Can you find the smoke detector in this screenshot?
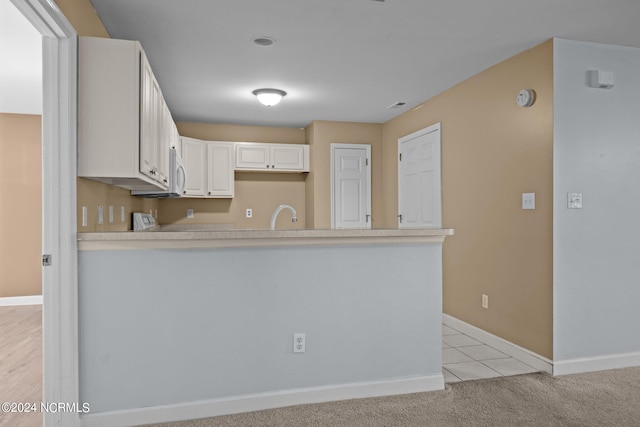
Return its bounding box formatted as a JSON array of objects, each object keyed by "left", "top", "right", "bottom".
[{"left": 252, "top": 36, "right": 276, "bottom": 47}]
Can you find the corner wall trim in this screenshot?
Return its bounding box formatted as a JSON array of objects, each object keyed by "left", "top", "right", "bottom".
[
  {"left": 553, "top": 352, "right": 640, "bottom": 376},
  {"left": 0, "top": 295, "right": 43, "bottom": 306},
  {"left": 79, "top": 375, "right": 444, "bottom": 427},
  {"left": 442, "top": 314, "right": 553, "bottom": 374}
]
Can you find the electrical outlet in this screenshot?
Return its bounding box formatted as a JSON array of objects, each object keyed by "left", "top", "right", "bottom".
[
  {"left": 187, "top": 208, "right": 194, "bottom": 219},
  {"left": 246, "top": 208, "right": 253, "bottom": 218},
  {"left": 482, "top": 294, "right": 489, "bottom": 309},
  {"left": 293, "top": 333, "right": 306, "bottom": 353},
  {"left": 98, "top": 205, "right": 104, "bottom": 225},
  {"left": 568, "top": 192, "right": 582, "bottom": 209}
]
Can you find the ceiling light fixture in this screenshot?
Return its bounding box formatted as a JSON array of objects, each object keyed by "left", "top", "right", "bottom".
[{"left": 252, "top": 88, "right": 287, "bottom": 106}]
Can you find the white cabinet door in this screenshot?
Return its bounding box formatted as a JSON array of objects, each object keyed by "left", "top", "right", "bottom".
[
  {"left": 139, "top": 54, "right": 159, "bottom": 182},
  {"left": 207, "top": 142, "right": 234, "bottom": 197},
  {"left": 271, "top": 144, "right": 306, "bottom": 171},
  {"left": 156, "top": 101, "right": 172, "bottom": 187},
  {"left": 181, "top": 137, "right": 207, "bottom": 197},
  {"left": 235, "top": 143, "right": 270, "bottom": 170},
  {"left": 235, "top": 142, "right": 309, "bottom": 171}
]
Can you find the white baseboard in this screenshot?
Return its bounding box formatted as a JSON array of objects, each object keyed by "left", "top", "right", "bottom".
[
  {"left": 80, "top": 375, "right": 444, "bottom": 427},
  {"left": 0, "top": 295, "right": 43, "bottom": 306},
  {"left": 553, "top": 352, "right": 640, "bottom": 376},
  {"left": 443, "top": 314, "right": 553, "bottom": 374}
]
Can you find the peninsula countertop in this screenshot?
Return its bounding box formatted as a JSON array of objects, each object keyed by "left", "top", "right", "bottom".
[{"left": 77, "top": 227, "right": 455, "bottom": 251}]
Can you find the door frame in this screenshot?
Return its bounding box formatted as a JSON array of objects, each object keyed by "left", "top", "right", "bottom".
[
  {"left": 10, "top": 1, "right": 79, "bottom": 425},
  {"left": 330, "top": 143, "right": 372, "bottom": 229},
  {"left": 397, "top": 122, "right": 442, "bottom": 228}
]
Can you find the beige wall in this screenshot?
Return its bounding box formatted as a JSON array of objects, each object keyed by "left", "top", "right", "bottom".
[
  {"left": 305, "top": 120, "right": 382, "bottom": 229},
  {"left": 0, "top": 114, "right": 42, "bottom": 297},
  {"left": 158, "top": 122, "right": 307, "bottom": 229},
  {"left": 77, "top": 178, "right": 158, "bottom": 232},
  {"left": 382, "top": 40, "right": 554, "bottom": 358},
  {"left": 54, "top": 0, "right": 109, "bottom": 38}
]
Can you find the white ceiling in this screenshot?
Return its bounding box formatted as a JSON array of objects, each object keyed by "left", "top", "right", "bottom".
[
  {"left": 0, "top": 0, "right": 41, "bottom": 115},
  {"left": 89, "top": 0, "right": 640, "bottom": 128},
  {"left": 6, "top": 1, "right": 640, "bottom": 127}
]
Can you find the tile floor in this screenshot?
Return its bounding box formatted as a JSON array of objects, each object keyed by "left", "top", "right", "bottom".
[{"left": 442, "top": 323, "right": 538, "bottom": 383}]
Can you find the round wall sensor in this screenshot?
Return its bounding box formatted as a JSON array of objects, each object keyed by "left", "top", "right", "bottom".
[{"left": 517, "top": 89, "right": 536, "bottom": 107}]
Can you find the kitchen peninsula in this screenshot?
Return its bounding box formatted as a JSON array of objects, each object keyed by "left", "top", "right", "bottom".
[{"left": 77, "top": 228, "right": 453, "bottom": 425}]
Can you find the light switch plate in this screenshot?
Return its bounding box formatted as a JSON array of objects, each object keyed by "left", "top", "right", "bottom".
[
  {"left": 108, "top": 205, "right": 114, "bottom": 224},
  {"left": 568, "top": 192, "right": 583, "bottom": 209},
  {"left": 98, "top": 205, "right": 104, "bottom": 224},
  {"left": 522, "top": 193, "right": 535, "bottom": 210},
  {"left": 187, "top": 208, "right": 194, "bottom": 219}
]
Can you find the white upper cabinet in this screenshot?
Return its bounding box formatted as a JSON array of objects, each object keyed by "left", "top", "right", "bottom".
[
  {"left": 235, "top": 143, "right": 270, "bottom": 170},
  {"left": 181, "top": 137, "right": 207, "bottom": 197},
  {"left": 207, "top": 142, "right": 234, "bottom": 197},
  {"left": 235, "top": 143, "right": 309, "bottom": 172},
  {"left": 181, "top": 137, "right": 234, "bottom": 198},
  {"left": 139, "top": 55, "right": 162, "bottom": 184},
  {"left": 78, "top": 37, "right": 176, "bottom": 191}
]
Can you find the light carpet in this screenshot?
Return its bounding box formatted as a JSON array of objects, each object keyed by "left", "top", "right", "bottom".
[{"left": 141, "top": 366, "right": 640, "bottom": 426}]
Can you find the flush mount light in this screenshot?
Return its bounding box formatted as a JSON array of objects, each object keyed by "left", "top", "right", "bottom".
[{"left": 252, "top": 88, "right": 287, "bottom": 106}]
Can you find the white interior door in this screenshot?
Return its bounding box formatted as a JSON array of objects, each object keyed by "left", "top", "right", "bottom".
[
  {"left": 398, "top": 123, "right": 441, "bottom": 228},
  {"left": 331, "top": 144, "right": 371, "bottom": 229}
]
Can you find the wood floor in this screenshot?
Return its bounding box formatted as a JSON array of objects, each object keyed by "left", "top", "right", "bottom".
[{"left": 0, "top": 305, "right": 42, "bottom": 427}]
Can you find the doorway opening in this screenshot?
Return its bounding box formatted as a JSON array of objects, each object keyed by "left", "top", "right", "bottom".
[
  {"left": 0, "top": 1, "right": 44, "bottom": 425},
  {"left": 8, "top": 0, "right": 78, "bottom": 425}
]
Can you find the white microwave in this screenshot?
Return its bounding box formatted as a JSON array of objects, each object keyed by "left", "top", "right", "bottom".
[{"left": 132, "top": 148, "right": 186, "bottom": 198}]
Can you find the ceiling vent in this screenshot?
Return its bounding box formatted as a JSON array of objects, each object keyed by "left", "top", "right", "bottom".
[{"left": 387, "top": 101, "right": 406, "bottom": 109}]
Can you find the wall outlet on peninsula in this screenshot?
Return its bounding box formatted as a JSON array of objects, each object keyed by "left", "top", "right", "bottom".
[{"left": 293, "top": 333, "right": 306, "bottom": 353}]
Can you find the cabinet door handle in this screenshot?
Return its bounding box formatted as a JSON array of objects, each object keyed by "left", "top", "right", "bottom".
[
  {"left": 208, "top": 191, "right": 212, "bottom": 195},
  {"left": 266, "top": 164, "right": 270, "bottom": 168},
  {"left": 183, "top": 191, "right": 186, "bottom": 194}
]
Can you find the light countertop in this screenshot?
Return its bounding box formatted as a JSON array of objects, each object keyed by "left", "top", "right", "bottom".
[{"left": 77, "top": 227, "right": 454, "bottom": 251}]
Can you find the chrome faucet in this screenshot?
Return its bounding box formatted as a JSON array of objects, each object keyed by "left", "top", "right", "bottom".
[{"left": 270, "top": 204, "right": 298, "bottom": 230}]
